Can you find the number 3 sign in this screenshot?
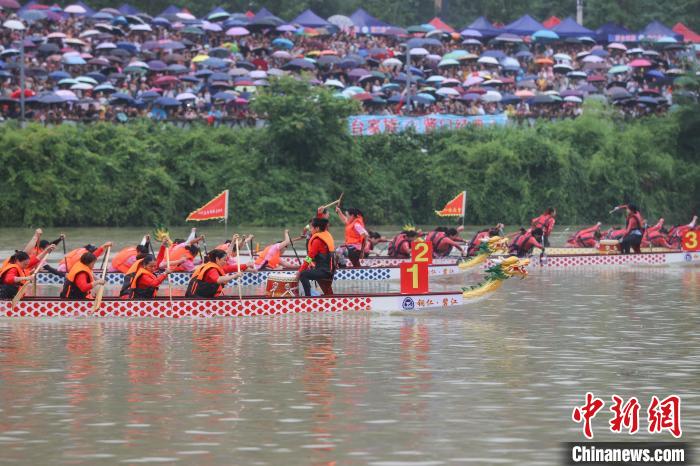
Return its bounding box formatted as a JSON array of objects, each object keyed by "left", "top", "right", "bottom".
[
  {"left": 682, "top": 229, "right": 700, "bottom": 252},
  {"left": 401, "top": 241, "right": 431, "bottom": 294}
]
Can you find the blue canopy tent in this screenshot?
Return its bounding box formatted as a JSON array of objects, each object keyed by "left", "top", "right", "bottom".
[
  {"left": 159, "top": 5, "right": 181, "bottom": 17},
  {"left": 350, "top": 8, "right": 391, "bottom": 34},
  {"left": 552, "top": 17, "right": 594, "bottom": 38},
  {"left": 465, "top": 16, "right": 500, "bottom": 37},
  {"left": 596, "top": 22, "right": 633, "bottom": 42},
  {"left": 504, "top": 14, "right": 544, "bottom": 36},
  {"left": 252, "top": 7, "right": 275, "bottom": 20},
  {"left": 639, "top": 20, "right": 683, "bottom": 40},
  {"left": 118, "top": 3, "right": 140, "bottom": 15},
  {"left": 292, "top": 9, "right": 331, "bottom": 28}
]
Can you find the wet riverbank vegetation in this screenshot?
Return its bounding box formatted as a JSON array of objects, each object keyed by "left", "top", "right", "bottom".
[{"left": 0, "top": 80, "right": 697, "bottom": 227}]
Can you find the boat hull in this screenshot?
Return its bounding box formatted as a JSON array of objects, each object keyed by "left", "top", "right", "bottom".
[
  {"left": 1, "top": 292, "right": 465, "bottom": 318},
  {"left": 35, "top": 264, "right": 465, "bottom": 286},
  {"left": 487, "top": 251, "right": 698, "bottom": 269}
]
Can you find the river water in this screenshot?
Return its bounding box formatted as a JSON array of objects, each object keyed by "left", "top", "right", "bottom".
[{"left": 0, "top": 227, "right": 698, "bottom": 465}]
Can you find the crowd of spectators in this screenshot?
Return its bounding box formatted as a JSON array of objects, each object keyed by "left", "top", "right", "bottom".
[{"left": 0, "top": 4, "right": 697, "bottom": 127}]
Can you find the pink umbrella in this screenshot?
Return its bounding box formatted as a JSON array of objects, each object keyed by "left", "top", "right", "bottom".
[
  {"left": 629, "top": 58, "right": 652, "bottom": 68},
  {"left": 226, "top": 27, "right": 250, "bottom": 37}
]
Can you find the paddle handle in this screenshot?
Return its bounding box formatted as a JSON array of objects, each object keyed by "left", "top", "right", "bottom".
[
  {"left": 321, "top": 192, "right": 344, "bottom": 210},
  {"left": 92, "top": 246, "right": 111, "bottom": 313},
  {"left": 165, "top": 242, "right": 173, "bottom": 302},
  {"left": 10, "top": 256, "right": 48, "bottom": 309},
  {"left": 235, "top": 239, "right": 242, "bottom": 300}
]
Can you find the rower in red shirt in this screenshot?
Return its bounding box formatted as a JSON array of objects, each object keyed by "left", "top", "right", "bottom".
[
  {"left": 509, "top": 228, "right": 545, "bottom": 257},
  {"left": 0, "top": 245, "right": 55, "bottom": 299},
  {"left": 125, "top": 255, "right": 171, "bottom": 299},
  {"left": 642, "top": 218, "right": 673, "bottom": 249},
  {"left": 60, "top": 248, "right": 111, "bottom": 299},
  {"left": 298, "top": 218, "right": 335, "bottom": 296},
  {"left": 566, "top": 222, "right": 602, "bottom": 248},
  {"left": 185, "top": 249, "right": 243, "bottom": 298},
  {"left": 668, "top": 216, "right": 698, "bottom": 249},
  {"left": 387, "top": 230, "right": 418, "bottom": 258},
  {"left": 427, "top": 227, "right": 465, "bottom": 257}
]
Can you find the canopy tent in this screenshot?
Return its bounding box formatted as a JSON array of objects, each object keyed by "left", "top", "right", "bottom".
[
  {"left": 292, "top": 9, "right": 331, "bottom": 28},
  {"left": 673, "top": 22, "right": 700, "bottom": 43},
  {"left": 543, "top": 16, "right": 561, "bottom": 29},
  {"left": 350, "top": 8, "right": 391, "bottom": 34},
  {"left": 504, "top": 15, "right": 544, "bottom": 36},
  {"left": 639, "top": 20, "right": 682, "bottom": 40},
  {"left": 552, "top": 17, "right": 594, "bottom": 38},
  {"left": 117, "top": 3, "right": 139, "bottom": 15},
  {"left": 159, "top": 5, "right": 181, "bottom": 17},
  {"left": 465, "top": 16, "right": 499, "bottom": 37},
  {"left": 428, "top": 17, "right": 455, "bottom": 33},
  {"left": 596, "top": 22, "right": 633, "bottom": 42},
  {"left": 252, "top": 7, "right": 276, "bottom": 20}
]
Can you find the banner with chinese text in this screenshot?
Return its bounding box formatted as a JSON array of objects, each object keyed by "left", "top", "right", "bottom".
[{"left": 348, "top": 113, "right": 507, "bottom": 136}]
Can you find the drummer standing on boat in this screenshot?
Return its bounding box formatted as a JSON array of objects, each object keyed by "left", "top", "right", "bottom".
[
  {"left": 618, "top": 204, "right": 645, "bottom": 254},
  {"left": 298, "top": 218, "right": 335, "bottom": 296},
  {"left": 531, "top": 208, "right": 556, "bottom": 247}
]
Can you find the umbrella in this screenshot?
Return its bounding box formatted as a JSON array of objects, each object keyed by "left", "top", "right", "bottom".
[
  {"left": 608, "top": 42, "right": 627, "bottom": 51},
  {"left": 148, "top": 60, "right": 167, "bottom": 71},
  {"left": 532, "top": 29, "right": 559, "bottom": 41},
  {"left": 212, "top": 91, "right": 237, "bottom": 101},
  {"left": 226, "top": 27, "right": 250, "bottom": 36},
  {"left": 460, "top": 28, "right": 482, "bottom": 38},
  {"left": 282, "top": 58, "right": 315, "bottom": 70},
  {"left": 463, "top": 75, "right": 484, "bottom": 87},
  {"left": 382, "top": 58, "right": 402, "bottom": 67},
  {"left": 515, "top": 89, "right": 535, "bottom": 98},
  {"left": 409, "top": 48, "right": 429, "bottom": 56},
  {"left": 324, "top": 79, "right": 345, "bottom": 89},
  {"left": 49, "top": 71, "right": 71, "bottom": 80},
  {"left": 62, "top": 55, "right": 86, "bottom": 66},
  {"left": 154, "top": 76, "right": 179, "bottom": 86},
  {"left": 531, "top": 94, "right": 557, "bottom": 104},
  {"left": 477, "top": 56, "right": 499, "bottom": 65},
  {"left": 607, "top": 87, "right": 632, "bottom": 100},
  {"left": 272, "top": 38, "right": 294, "bottom": 49},
  {"left": 414, "top": 93, "right": 435, "bottom": 104},
  {"left": 608, "top": 65, "right": 630, "bottom": 75},
  {"left": 71, "top": 82, "right": 93, "bottom": 90},
  {"left": 438, "top": 58, "right": 459, "bottom": 67},
  {"left": 64, "top": 4, "right": 87, "bottom": 14},
  {"left": 176, "top": 92, "right": 197, "bottom": 101},
  {"left": 0, "top": 0, "right": 20, "bottom": 8},
  {"left": 501, "top": 57, "right": 520, "bottom": 68},
  {"left": 55, "top": 90, "right": 78, "bottom": 101},
  {"left": 436, "top": 87, "right": 460, "bottom": 96},
  {"left": 481, "top": 90, "right": 502, "bottom": 102},
  {"left": 154, "top": 96, "right": 180, "bottom": 107},
  {"left": 629, "top": 59, "right": 652, "bottom": 67},
  {"left": 564, "top": 95, "right": 583, "bottom": 103}
]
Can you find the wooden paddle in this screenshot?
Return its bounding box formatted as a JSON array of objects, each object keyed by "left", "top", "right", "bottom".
[
  {"left": 11, "top": 256, "right": 49, "bottom": 310},
  {"left": 164, "top": 237, "right": 173, "bottom": 303},
  {"left": 91, "top": 246, "right": 111, "bottom": 314},
  {"left": 321, "top": 192, "right": 344, "bottom": 210},
  {"left": 235, "top": 238, "right": 243, "bottom": 300}
]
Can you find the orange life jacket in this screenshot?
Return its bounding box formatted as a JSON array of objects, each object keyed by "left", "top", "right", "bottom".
[
  {"left": 118, "top": 258, "right": 145, "bottom": 298},
  {"left": 169, "top": 246, "right": 195, "bottom": 271},
  {"left": 61, "top": 261, "right": 94, "bottom": 299},
  {"left": 0, "top": 261, "right": 28, "bottom": 284},
  {"left": 63, "top": 248, "right": 88, "bottom": 272},
  {"left": 308, "top": 231, "right": 336, "bottom": 272},
  {"left": 185, "top": 262, "right": 225, "bottom": 298},
  {"left": 254, "top": 244, "right": 282, "bottom": 269},
  {"left": 129, "top": 268, "right": 160, "bottom": 299},
  {"left": 111, "top": 246, "right": 137, "bottom": 273},
  {"left": 344, "top": 217, "right": 365, "bottom": 246}
]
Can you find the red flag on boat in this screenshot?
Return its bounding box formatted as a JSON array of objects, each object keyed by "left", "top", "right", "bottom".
[
  {"left": 435, "top": 191, "right": 467, "bottom": 217},
  {"left": 186, "top": 190, "right": 229, "bottom": 222}
]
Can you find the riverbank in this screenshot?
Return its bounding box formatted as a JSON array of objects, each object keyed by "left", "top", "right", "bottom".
[{"left": 0, "top": 100, "right": 697, "bottom": 227}]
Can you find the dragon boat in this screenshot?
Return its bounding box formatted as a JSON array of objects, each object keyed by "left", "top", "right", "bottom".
[
  {"left": 34, "top": 263, "right": 466, "bottom": 287},
  {"left": 3, "top": 258, "right": 530, "bottom": 318},
  {"left": 486, "top": 248, "right": 698, "bottom": 269}
]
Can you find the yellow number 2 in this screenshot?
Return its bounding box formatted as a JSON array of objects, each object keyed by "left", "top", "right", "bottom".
[{"left": 414, "top": 242, "right": 429, "bottom": 262}]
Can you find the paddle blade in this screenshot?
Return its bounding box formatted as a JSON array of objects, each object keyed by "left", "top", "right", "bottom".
[{"left": 10, "top": 282, "right": 30, "bottom": 310}]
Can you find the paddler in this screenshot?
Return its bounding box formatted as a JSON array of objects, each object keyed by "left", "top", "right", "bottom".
[
  {"left": 298, "top": 218, "right": 335, "bottom": 296},
  {"left": 427, "top": 227, "right": 466, "bottom": 257},
  {"left": 509, "top": 228, "right": 545, "bottom": 257},
  {"left": 163, "top": 235, "right": 203, "bottom": 272},
  {"left": 185, "top": 249, "right": 244, "bottom": 299},
  {"left": 387, "top": 230, "right": 419, "bottom": 258},
  {"left": 531, "top": 208, "right": 556, "bottom": 247},
  {"left": 215, "top": 234, "right": 254, "bottom": 269},
  {"left": 60, "top": 248, "right": 111, "bottom": 299},
  {"left": 466, "top": 224, "right": 504, "bottom": 256},
  {"left": 124, "top": 255, "right": 171, "bottom": 300},
  {"left": 616, "top": 204, "right": 644, "bottom": 254},
  {"left": 566, "top": 223, "right": 602, "bottom": 248},
  {"left": 0, "top": 245, "right": 56, "bottom": 299},
  {"left": 110, "top": 236, "right": 151, "bottom": 273},
  {"left": 364, "top": 231, "right": 388, "bottom": 256},
  {"left": 335, "top": 206, "right": 369, "bottom": 267},
  {"left": 59, "top": 242, "right": 111, "bottom": 273},
  {"left": 642, "top": 219, "right": 673, "bottom": 249},
  {"left": 668, "top": 216, "right": 698, "bottom": 249},
  {"left": 254, "top": 230, "right": 295, "bottom": 270}
]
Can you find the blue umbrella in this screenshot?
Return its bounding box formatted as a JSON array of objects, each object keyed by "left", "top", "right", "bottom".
[
  {"left": 282, "top": 58, "right": 315, "bottom": 70},
  {"left": 209, "top": 72, "right": 231, "bottom": 82},
  {"left": 201, "top": 57, "right": 228, "bottom": 69},
  {"left": 110, "top": 92, "right": 135, "bottom": 104},
  {"left": 532, "top": 29, "right": 559, "bottom": 41},
  {"left": 167, "top": 64, "right": 188, "bottom": 74},
  {"left": 272, "top": 38, "right": 294, "bottom": 49},
  {"left": 85, "top": 72, "right": 107, "bottom": 83},
  {"left": 140, "top": 90, "right": 161, "bottom": 101},
  {"left": 481, "top": 50, "right": 507, "bottom": 59},
  {"left": 63, "top": 55, "right": 86, "bottom": 66},
  {"left": 116, "top": 41, "right": 138, "bottom": 54},
  {"left": 195, "top": 69, "right": 213, "bottom": 78},
  {"left": 152, "top": 17, "right": 172, "bottom": 28},
  {"left": 19, "top": 10, "right": 47, "bottom": 22},
  {"left": 92, "top": 11, "right": 114, "bottom": 20},
  {"left": 180, "top": 76, "right": 200, "bottom": 83},
  {"left": 49, "top": 71, "right": 71, "bottom": 81},
  {"left": 38, "top": 93, "right": 66, "bottom": 104},
  {"left": 212, "top": 91, "right": 236, "bottom": 101},
  {"left": 154, "top": 96, "right": 180, "bottom": 107},
  {"left": 148, "top": 60, "right": 167, "bottom": 71},
  {"left": 515, "top": 50, "right": 534, "bottom": 59}
]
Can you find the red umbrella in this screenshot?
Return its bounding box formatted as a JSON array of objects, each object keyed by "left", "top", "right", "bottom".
[
  {"left": 587, "top": 74, "right": 606, "bottom": 82},
  {"left": 153, "top": 76, "right": 179, "bottom": 86},
  {"left": 352, "top": 92, "right": 374, "bottom": 101},
  {"left": 11, "top": 89, "right": 35, "bottom": 99},
  {"left": 0, "top": 0, "right": 21, "bottom": 9}
]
